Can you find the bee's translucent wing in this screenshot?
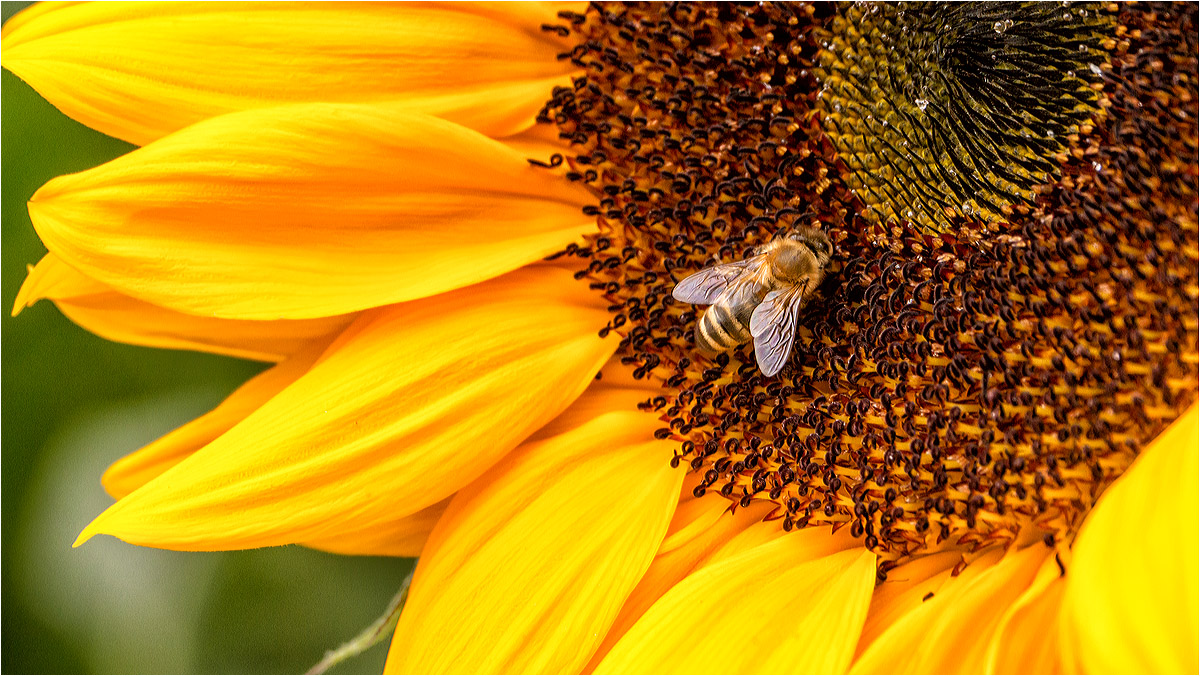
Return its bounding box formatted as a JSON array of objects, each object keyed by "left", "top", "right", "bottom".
[
  {"left": 672, "top": 256, "right": 762, "bottom": 305},
  {"left": 749, "top": 284, "right": 809, "bottom": 377}
]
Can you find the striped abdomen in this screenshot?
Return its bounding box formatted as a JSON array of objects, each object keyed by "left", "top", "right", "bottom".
[{"left": 695, "top": 277, "right": 771, "bottom": 353}]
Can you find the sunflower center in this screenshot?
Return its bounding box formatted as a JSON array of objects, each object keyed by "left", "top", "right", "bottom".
[
  {"left": 815, "top": 2, "right": 1111, "bottom": 232},
  {"left": 536, "top": 2, "right": 1198, "bottom": 568}
]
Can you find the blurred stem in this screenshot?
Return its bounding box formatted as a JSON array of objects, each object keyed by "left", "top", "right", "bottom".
[{"left": 306, "top": 569, "right": 414, "bottom": 675}]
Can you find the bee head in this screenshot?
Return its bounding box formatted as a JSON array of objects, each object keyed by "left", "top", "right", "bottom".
[{"left": 786, "top": 226, "right": 833, "bottom": 267}]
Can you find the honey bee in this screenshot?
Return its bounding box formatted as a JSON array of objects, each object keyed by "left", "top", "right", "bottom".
[{"left": 672, "top": 226, "right": 832, "bottom": 376}]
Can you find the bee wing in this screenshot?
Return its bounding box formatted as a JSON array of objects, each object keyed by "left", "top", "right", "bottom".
[
  {"left": 749, "top": 284, "right": 810, "bottom": 377},
  {"left": 672, "top": 256, "right": 762, "bottom": 305}
]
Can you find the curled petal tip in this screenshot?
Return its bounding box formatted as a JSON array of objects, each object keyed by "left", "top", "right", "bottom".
[
  {"left": 12, "top": 265, "right": 36, "bottom": 317},
  {"left": 72, "top": 527, "right": 96, "bottom": 548}
]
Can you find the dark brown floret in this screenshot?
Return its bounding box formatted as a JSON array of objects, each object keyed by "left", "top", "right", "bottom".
[{"left": 537, "top": 1, "right": 1198, "bottom": 564}]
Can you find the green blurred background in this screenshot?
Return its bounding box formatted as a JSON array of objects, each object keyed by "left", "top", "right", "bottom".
[{"left": 1, "top": 3, "right": 413, "bottom": 672}]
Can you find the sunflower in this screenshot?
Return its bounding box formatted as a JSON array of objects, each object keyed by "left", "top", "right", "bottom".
[{"left": 5, "top": 1, "right": 1197, "bottom": 674}]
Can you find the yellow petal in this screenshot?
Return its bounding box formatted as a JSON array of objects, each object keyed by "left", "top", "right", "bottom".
[
  {"left": 29, "top": 105, "right": 594, "bottom": 320},
  {"left": 1059, "top": 405, "right": 1199, "bottom": 674},
  {"left": 2, "top": 2, "right": 578, "bottom": 143},
  {"left": 586, "top": 500, "right": 776, "bottom": 672},
  {"left": 101, "top": 337, "right": 331, "bottom": 499},
  {"left": 15, "top": 253, "right": 353, "bottom": 362},
  {"left": 700, "top": 513, "right": 819, "bottom": 565},
  {"left": 854, "top": 550, "right": 963, "bottom": 658},
  {"left": 385, "top": 383, "right": 683, "bottom": 674},
  {"left": 595, "top": 530, "right": 877, "bottom": 675},
  {"left": 108, "top": 328, "right": 454, "bottom": 558},
  {"left": 501, "top": 123, "right": 574, "bottom": 165},
  {"left": 850, "top": 545, "right": 1048, "bottom": 674},
  {"left": 304, "top": 498, "right": 451, "bottom": 559},
  {"left": 986, "top": 556, "right": 1067, "bottom": 674},
  {"left": 75, "top": 264, "right": 614, "bottom": 550},
  {"left": 659, "top": 487, "right": 733, "bottom": 555}
]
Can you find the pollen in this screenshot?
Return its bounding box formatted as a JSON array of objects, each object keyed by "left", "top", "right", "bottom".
[{"left": 537, "top": 2, "right": 1198, "bottom": 567}]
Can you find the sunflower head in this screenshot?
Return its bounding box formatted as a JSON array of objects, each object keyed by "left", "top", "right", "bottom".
[
  {"left": 540, "top": 0, "right": 1198, "bottom": 568},
  {"left": 3, "top": 1, "right": 1197, "bottom": 673}
]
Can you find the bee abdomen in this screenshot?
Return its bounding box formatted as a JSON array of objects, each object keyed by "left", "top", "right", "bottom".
[{"left": 697, "top": 302, "right": 750, "bottom": 352}]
